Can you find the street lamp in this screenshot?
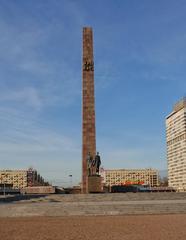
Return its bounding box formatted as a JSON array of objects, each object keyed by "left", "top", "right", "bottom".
[{"left": 69, "top": 175, "right": 72, "bottom": 188}]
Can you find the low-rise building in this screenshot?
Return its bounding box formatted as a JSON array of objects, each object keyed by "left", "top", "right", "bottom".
[
  {"left": 0, "top": 168, "right": 47, "bottom": 189},
  {"left": 101, "top": 168, "right": 159, "bottom": 187}
]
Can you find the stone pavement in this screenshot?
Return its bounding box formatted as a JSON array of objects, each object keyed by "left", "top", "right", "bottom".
[
  {"left": 0, "top": 192, "right": 186, "bottom": 217},
  {"left": 1, "top": 215, "right": 186, "bottom": 240}
]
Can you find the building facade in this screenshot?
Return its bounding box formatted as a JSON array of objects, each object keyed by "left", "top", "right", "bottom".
[
  {"left": 102, "top": 168, "right": 159, "bottom": 187},
  {"left": 0, "top": 168, "right": 46, "bottom": 189},
  {"left": 166, "top": 98, "right": 186, "bottom": 192}
]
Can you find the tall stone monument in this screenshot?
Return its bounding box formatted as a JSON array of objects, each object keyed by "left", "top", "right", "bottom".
[{"left": 82, "top": 27, "right": 101, "bottom": 193}]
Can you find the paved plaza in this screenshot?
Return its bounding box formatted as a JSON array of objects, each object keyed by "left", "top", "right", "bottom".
[
  {"left": 0, "top": 192, "right": 186, "bottom": 217},
  {"left": 0, "top": 215, "right": 186, "bottom": 240},
  {"left": 0, "top": 193, "right": 186, "bottom": 239}
]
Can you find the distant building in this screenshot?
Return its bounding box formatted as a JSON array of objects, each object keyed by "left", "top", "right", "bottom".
[
  {"left": 0, "top": 168, "right": 47, "bottom": 189},
  {"left": 101, "top": 168, "right": 159, "bottom": 187},
  {"left": 166, "top": 97, "right": 186, "bottom": 192}
]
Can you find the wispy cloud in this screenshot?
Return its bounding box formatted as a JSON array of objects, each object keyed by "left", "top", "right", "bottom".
[
  {"left": 0, "top": 11, "right": 81, "bottom": 110},
  {"left": 0, "top": 105, "right": 81, "bottom": 184},
  {"left": 0, "top": 87, "right": 42, "bottom": 110},
  {"left": 0, "top": 106, "right": 80, "bottom": 152},
  {"left": 0, "top": 3, "right": 83, "bottom": 184},
  {"left": 1, "top": 0, "right": 184, "bottom": 184}
]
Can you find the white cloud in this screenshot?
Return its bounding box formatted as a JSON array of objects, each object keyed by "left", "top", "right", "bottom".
[
  {"left": 0, "top": 106, "right": 81, "bottom": 184},
  {"left": 0, "top": 15, "right": 81, "bottom": 109},
  {"left": 0, "top": 87, "right": 42, "bottom": 110},
  {"left": 0, "top": 106, "right": 79, "bottom": 152}
]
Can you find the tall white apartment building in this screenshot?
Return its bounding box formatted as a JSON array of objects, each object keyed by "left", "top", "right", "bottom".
[{"left": 166, "top": 98, "right": 186, "bottom": 192}]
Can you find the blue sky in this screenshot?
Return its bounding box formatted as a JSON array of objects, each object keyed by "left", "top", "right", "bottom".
[{"left": 0, "top": 0, "right": 186, "bottom": 186}]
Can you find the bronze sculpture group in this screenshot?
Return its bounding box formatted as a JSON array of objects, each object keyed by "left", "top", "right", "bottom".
[{"left": 87, "top": 152, "right": 101, "bottom": 176}]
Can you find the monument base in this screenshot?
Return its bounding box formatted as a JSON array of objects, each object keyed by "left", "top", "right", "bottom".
[{"left": 87, "top": 175, "right": 102, "bottom": 193}]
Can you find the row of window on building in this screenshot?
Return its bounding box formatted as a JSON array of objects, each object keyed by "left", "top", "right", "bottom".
[
  {"left": 0, "top": 168, "right": 49, "bottom": 189},
  {"left": 100, "top": 168, "right": 159, "bottom": 187}
]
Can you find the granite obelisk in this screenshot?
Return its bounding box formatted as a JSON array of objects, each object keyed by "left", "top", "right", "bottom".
[{"left": 82, "top": 27, "right": 96, "bottom": 193}]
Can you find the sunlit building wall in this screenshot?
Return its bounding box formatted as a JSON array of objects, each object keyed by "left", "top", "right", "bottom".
[
  {"left": 166, "top": 98, "right": 186, "bottom": 192},
  {"left": 0, "top": 168, "right": 46, "bottom": 189},
  {"left": 102, "top": 168, "right": 159, "bottom": 187}
]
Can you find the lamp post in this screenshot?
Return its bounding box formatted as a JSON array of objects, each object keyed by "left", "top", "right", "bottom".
[{"left": 69, "top": 175, "right": 72, "bottom": 188}]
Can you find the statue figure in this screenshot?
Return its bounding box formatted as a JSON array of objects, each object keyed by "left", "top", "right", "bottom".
[
  {"left": 87, "top": 152, "right": 93, "bottom": 176},
  {"left": 95, "top": 152, "right": 101, "bottom": 174}
]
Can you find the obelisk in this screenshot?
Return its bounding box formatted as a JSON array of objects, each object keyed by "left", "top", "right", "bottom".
[{"left": 82, "top": 27, "right": 96, "bottom": 193}]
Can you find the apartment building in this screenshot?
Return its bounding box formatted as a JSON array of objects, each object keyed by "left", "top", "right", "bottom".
[
  {"left": 166, "top": 98, "right": 186, "bottom": 192},
  {"left": 0, "top": 168, "right": 46, "bottom": 189},
  {"left": 102, "top": 168, "right": 159, "bottom": 187}
]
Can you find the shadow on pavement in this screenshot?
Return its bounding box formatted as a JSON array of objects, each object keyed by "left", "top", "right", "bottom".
[{"left": 0, "top": 194, "right": 48, "bottom": 203}]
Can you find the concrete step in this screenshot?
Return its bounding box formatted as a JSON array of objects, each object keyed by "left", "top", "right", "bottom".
[
  {"left": 1, "top": 199, "right": 186, "bottom": 217},
  {"left": 1, "top": 193, "right": 186, "bottom": 217},
  {"left": 48, "top": 192, "right": 186, "bottom": 202}
]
